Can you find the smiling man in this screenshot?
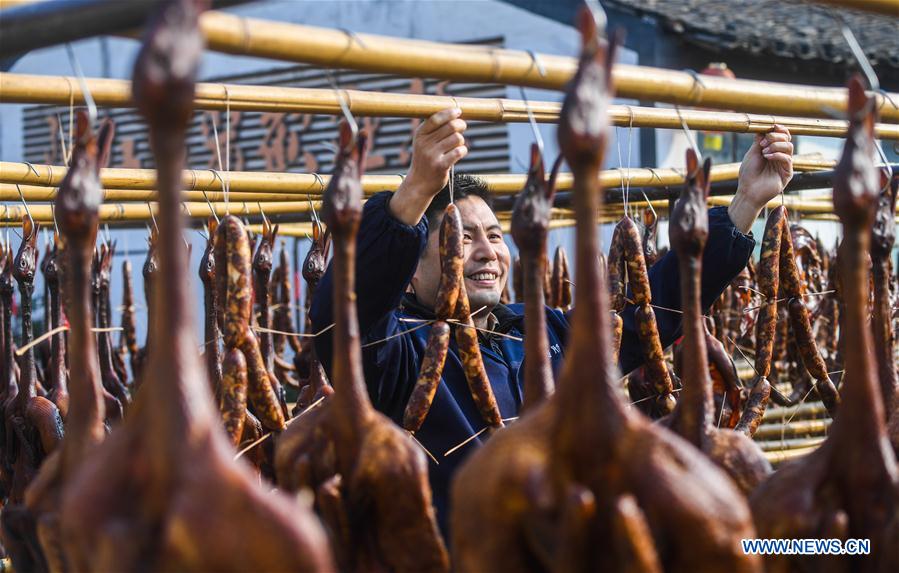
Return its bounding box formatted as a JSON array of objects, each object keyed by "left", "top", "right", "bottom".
[{"left": 311, "top": 107, "right": 794, "bottom": 533}]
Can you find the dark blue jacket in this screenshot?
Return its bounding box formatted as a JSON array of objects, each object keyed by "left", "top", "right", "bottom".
[{"left": 311, "top": 191, "right": 755, "bottom": 534}]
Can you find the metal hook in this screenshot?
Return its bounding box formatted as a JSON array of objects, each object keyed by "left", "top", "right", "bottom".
[
  {"left": 23, "top": 161, "right": 40, "bottom": 179},
  {"left": 55, "top": 113, "right": 69, "bottom": 166},
  {"left": 51, "top": 205, "right": 59, "bottom": 237},
  {"left": 147, "top": 203, "right": 159, "bottom": 234},
  {"left": 873, "top": 88, "right": 898, "bottom": 116},
  {"left": 683, "top": 69, "right": 707, "bottom": 101},
  {"left": 200, "top": 188, "right": 220, "bottom": 224},
  {"left": 65, "top": 43, "right": 97, "bottom": 128},
  {"left": 338, "top": 28, "right": 368, "bottom": 50},
  {"left": 325, "top": 70, "right": 358, "bottom": 145},
  {"left": 518, "top": 86, "right": 544, "bottom": 157},
  {"left": 210, "top": 104, "right": 231, "bottom": 214},
  {"left": 874, "top": 139, "right": 894, "bottom": 189},
  {"left": 307, "top": 195, "right": 321, "bottom": 228},
  {"left": 15, "top": 185, "right": 35, "bottom": 231},
  {"left": 525, "top": 49, "right": 546, "bottom": 78},
  {"left": 258, "top": 202, "right": 269, "bottom": 229},
  {"left": 640, "top": 189, "right": 657, "bottom": 221},
  {"left": 674, "top": 104, "right": 702, "bottom": 162},
  {"left": 311, "top": 172, "right": 325, "bottom": 193}
]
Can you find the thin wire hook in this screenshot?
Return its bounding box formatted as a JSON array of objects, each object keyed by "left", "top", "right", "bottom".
[{"left": 65, "top": 43, "right": 97, "bottom": 127}]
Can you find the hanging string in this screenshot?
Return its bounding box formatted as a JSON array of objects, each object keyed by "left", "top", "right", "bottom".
[
  {"left": 209, "top": 111, "right": 230, "bottom": 216},
  {"left": 449, "top": 164, "right": 455, "bottom": 204},
  {"left": 615, "top": 127, "right": 627, "bottom": 216},
  {"left": 624, "top": 106, "right": 635, "bottom": 218},
  {"left": 224, "top": 86, "right": 232, "bottom": 210}
]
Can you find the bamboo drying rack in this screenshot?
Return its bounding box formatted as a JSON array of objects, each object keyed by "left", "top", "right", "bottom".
[
  {"left": 1, "top": 1, "right": 896, "bottom": 120},
  {"left": 3, "top": 72, "right": 899, "bottom": 139},
  {"left": 190, "top": 11, "right": 899, "bottom": 122},
  {"left": 0, "top": 0, "right": 885, "bottom": 473},
  {"left": 0, "top": 157, "right": 837, "bottom": 196}
]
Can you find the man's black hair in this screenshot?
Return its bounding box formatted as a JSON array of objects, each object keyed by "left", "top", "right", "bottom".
[{"left": 423, "top": 173, "right": 492, "bottom": 231}]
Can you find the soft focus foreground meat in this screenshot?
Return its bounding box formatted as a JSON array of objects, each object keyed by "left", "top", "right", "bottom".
[
  {"left": 453, "top": 9, "right": 760, "bottom": 572},
  {"left": 750, "top": 76, "right": 899, "bottom": 572},
  {"left": 56, "top": 1, "right": 334, "bottom": 570},
  {"left": 450, "top": 136, "right": 563, "bottom": 573},
  {"left": 663, "top": 149, "right": 771, "bottom": 495},
  {"left": 275, "top": 121, "right": 448, "bottom": 572},
  {"left": 22, "top": 111, "right": 109, "bottom": 573}
]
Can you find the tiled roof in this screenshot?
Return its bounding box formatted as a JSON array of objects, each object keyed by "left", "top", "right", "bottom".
[{"left": 607, "top": 0, "right": 899, "bottom": 73}]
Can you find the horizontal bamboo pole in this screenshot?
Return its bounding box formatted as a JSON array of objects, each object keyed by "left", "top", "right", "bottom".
[
  {"left": 3, "top": 72, "right": 898, "bottom": 139},
  {"left": 753, "top": 418, "right": 831, "bottom": 440},
  {"left": 1, "top": 4, "right": 895, "bottom": 120},
  {"left": 0, "top": 183, "right": 307, "bottom": 203},
  {"left": 0, "top": 200, "right": 321, "bottom": 223},
  {"left": 0, "top": 157, "right": 835, "bottom": 196},
  {"left": 246, "top": 222, "right": 315, "bottom": 238},
  {"left": 763, "top": 445, "right": 818, "bottom": 465},
  {"left": 0, "top": 73, "right": 555, "bottom": 123},
  {"left": 195, "top": 12, "right": 899, "bottom": 123},
  {"left": 810, "top": 0, "right": 899, "bottom": 16}
]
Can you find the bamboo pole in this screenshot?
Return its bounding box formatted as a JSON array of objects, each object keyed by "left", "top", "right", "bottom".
[
  {"left": 0, "top": 200, "right": 321, "bottom": 223},
  {"left": 246, "top": 222, "right": 315, "bottom": 237},
  {"left": 3, "top": 72, "right": 898, "bottom": 140},
  {"left": 809, "top": 0, "right": 899, "bottom": 16},
  {"left": 0, "top": 157, "right": 835, "bottom": 196},
  {"left": 0, "top": 183, "right": 307, "bottom": 203},
  {"left": 193, "top": 12, "right": 899, "bottom": 122},
  {"left": 2, "top": 3, "right": 896, "bottom": 120}
]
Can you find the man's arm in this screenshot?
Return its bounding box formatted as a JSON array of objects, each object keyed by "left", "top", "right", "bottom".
[
  {"left": 618, "top": 126, "right": 794, "bottom": 375},
  {"left": 310, "top": 108, "right": 468, "bottom": 391}
]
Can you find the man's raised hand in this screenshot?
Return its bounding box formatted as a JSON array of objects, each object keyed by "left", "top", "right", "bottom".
[
  {"left": 728, "top": 125, "right": 794, "bottom": 233},
  {"left": 390, "top": 108, "right": 469, "bottom": 226}
]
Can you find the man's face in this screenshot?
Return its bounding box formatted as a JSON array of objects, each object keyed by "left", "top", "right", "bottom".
[{"left": 412, "top": 196, "right": 511, "bottom": 315}]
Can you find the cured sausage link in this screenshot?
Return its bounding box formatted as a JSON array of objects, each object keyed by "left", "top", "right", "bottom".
[
  {"left": 789, "top": 298, "right": 840, "bottom": 416},
  {"left": 403, "top": 321, "right": 451, "bottom": 433},
  {"left": 753, "top": 208, "right": 785, "bottom": 378},
  {"left": 220, "top": 348, "right": 248, "bottom": 445},
  {"left": 454, "top": 283, "right": 504, "bottom": 429}
]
